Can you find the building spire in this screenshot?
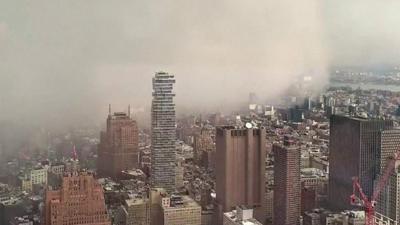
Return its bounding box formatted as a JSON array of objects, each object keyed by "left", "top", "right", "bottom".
[
  {"left": 128, "top": 105, "right": 131, "bottom": 118},
  {"left": 109, "top": 104, "right": 111, "bottom": 116},
  {"left": 72, "top": 145, "right": 78, "bottom": 161}
]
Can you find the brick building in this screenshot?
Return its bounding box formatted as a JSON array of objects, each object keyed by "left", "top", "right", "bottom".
[
  {"left": 43, "top": 172, "right": 110, "bottom": 225},
  {"left": 98, "top": 107, "right": 139, "bottom": 179},
  {"left": 273, "top": 140, "right": 301, "bottom": 225}
]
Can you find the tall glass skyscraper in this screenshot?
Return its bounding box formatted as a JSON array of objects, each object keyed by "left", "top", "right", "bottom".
[
  {"left": 151, "top": 72, "right": 176, "bottom": 192},
  {"left": 328, "top": 115, "right": 393, "bottom": 210}
]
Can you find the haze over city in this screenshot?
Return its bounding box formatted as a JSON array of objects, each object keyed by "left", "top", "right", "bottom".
[
  {"left": 1, "top": 0, "right": 399, "bottom": 128},
  {"left": 2, "top": 2, "right": 400, "bottom": 225}
]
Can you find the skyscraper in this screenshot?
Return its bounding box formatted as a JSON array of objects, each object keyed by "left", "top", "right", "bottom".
[
  {"left": 377, "top": 161, "right": 400, "bottom": 222},
  {"left": 44, "top": 172, "right": 110, "bottom": 225},
  {"left": 98, "top": 107, "right": 139, "bottom": 179},
  {"left": 328, "top": 115, "right": 393, "bottom": 210},
  {"left": 115, "top": 197, "right": 151, "bottom": 225},
  {"left": 273, "top": 140, "right": 301, "bottom": 225},
  {"left": 215, "top": 126, "right": 266, "bottom": 224},
  {"left": 376, "top": 130, "right": 400, "bottom": 221},
  {"left": 151, "top": 72, "right": 176, "bottom": 192},
  {"left": 193, "top": 127, "right": 215, "bottom": 168},
  {"left": 377, "top": 129, "right": 400, "bottom": 174}
]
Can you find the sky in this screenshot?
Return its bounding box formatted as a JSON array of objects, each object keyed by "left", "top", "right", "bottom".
[{"left": 0, "top": 0, "right": 400, "bottom": 128}]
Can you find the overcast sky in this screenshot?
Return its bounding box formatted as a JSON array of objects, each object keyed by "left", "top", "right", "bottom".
[{"left": 1, "top": 0, "right": 400, "bottom": 127}]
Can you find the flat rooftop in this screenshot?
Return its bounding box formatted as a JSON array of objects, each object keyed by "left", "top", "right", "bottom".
[
  {"left": 164, "top": 195, "right": 200, "bottom": 210},
  {"left": 224, "top": 211, "right": 263, "bottom": 225},
  {"left": 125, "top": 197, "right": 147, "bottom": 206}
]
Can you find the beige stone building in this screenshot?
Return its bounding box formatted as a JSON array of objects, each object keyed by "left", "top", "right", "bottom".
[
  {"left": 31, "top": 166, "right": 48, "bottom": 186},
  {"left": 162, "top": 195, "right": 201, "bottom": 225},
  {"left": 20, "top": 175, "right": 32, "bottom": 193},
  {"left": 150, "top": 189, "right": 201, "bottom": 225},
  {"left": 116, "top": 197, "right": 151, "bottom": 225}
]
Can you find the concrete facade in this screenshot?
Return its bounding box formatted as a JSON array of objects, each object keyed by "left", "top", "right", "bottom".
[{"left": 215, "top": 126, "right": 266, "bottom": 224}]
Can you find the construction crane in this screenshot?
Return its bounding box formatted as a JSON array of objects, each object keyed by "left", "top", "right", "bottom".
[{"left": 350, "top": 150, "right": 400, "bottom": 225}]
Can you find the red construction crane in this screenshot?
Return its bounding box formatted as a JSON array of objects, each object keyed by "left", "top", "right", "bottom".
[{"left": 350, "top": 151, "right": 400, "bottom": 225}]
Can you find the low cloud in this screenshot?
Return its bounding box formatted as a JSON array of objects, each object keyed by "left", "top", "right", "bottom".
[{"left": 3, "top": 0, "right": 400, "bottom": 129}]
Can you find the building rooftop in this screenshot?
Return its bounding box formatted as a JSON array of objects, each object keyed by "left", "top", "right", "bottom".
[
  {"left": 121, "top": 169, "right": 145, "bottom": 177},
  {"left": 301, "top": 168, "right": 327, "bottom": 178},
  {"left": 109, "top": 112, "right": 131, "bottom": 119},
  {"left": 164, "top": 195, "right": 200, "bottom": 210},
  {"left": 125, "top": 197, "right": 147, "bottom": 206},
  {"left": 224, "top": 210, "right": 263, "bottom": 225},
  {"left": 51, "top": 162, "right": 64, "bottom": 167}
]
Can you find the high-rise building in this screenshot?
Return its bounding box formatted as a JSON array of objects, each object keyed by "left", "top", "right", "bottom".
[
  {"left": 377, "top": 162, "right": 400, "bottom": 222},
  {"left": 30, "top": 165, "right": 48, "bottom": 186},
  {"left": 301, "top": 186, "right": 316, "bottom": 215},
  {"left": 265, "top": 190, "right": 273, "bottom": 222},
  {"left": 288, "top": 106, "right": 304, "bottom": 123},
  {"left": 98, "top": 107, "right": 139, "bottom": 179},
  {"left": 376, "top": 129, "right": 400, "bottom": 221},
  {"left": 150, "top": 189, "right": 201, "bottom": 225},
  {"left": 193, "top": 127, "right": 215, "bottom": 169},
  {"left": 149, "top": 188, "right": 166, "bottom": 225},
  {"left": 175, "top": 157, "right": 184, "bottom": 189},
  {"left": 0, "top": 203, "right": 5, "bottom": 225},
  {"left": 18, "top": 174, "right": 32, "bottom": 193},
  {"left": 328, "top": 115, "right": 393, "bottom": 210},
  {"left": 151, "top": 72, "right": 176, "bottom": 192},
  {"left": 374, "top": 212, "right": 398, "bottom": 225},
  {"left": 115, "top": 197, "right": 151, "bottom": 225},
  {"left": 49, "top": 163, "right": 65, "bottom": 176},
  {"left": 377, "top": 129, "right": 400, "bottom": 174},
  {"left": 273, "top": 141, "right": 301, "bottom": 225},
  {"left": 18, "top": 165, "right": 49, "bottom": 193},
  {"left": 162, "top": 195, "right": 201, "bottom": 225},
  {"left": 201, "top": 207, "right": 214, "bottom": 225},
  {"left": 215, "top": 126, "right": 266, "bottom": 224},
  {"left": 43, "top": 172, "right": 110, "bottom": 225}
]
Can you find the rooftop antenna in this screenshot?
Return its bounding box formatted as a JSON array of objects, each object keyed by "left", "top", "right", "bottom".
[
  {"left": 109, "top": 104, "right": 111, "bottom": 116},
  {"left": 72, "top": 145, "right": 78, "bottom": 161}
]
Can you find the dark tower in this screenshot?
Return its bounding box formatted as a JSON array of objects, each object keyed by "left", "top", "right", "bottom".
[
  {"left": 98, "top": 107, "right": 139, "bottom": 179},
  {"left": 328, "top": 115, "right": 393, "bottom": 210}
]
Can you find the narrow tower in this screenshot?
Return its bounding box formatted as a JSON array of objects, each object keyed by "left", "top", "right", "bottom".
[{"left": 151, "top": 72, "right": 176, "bottom": 192}]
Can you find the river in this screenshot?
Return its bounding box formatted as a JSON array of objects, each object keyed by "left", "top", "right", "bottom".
[{"left": 330, "top": 82, "right": 400, "bottom": 92}]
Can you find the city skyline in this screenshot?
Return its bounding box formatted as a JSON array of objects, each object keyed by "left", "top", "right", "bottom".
[{"left": 2, "top": 1, "right": 400, "bottom": 225}]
